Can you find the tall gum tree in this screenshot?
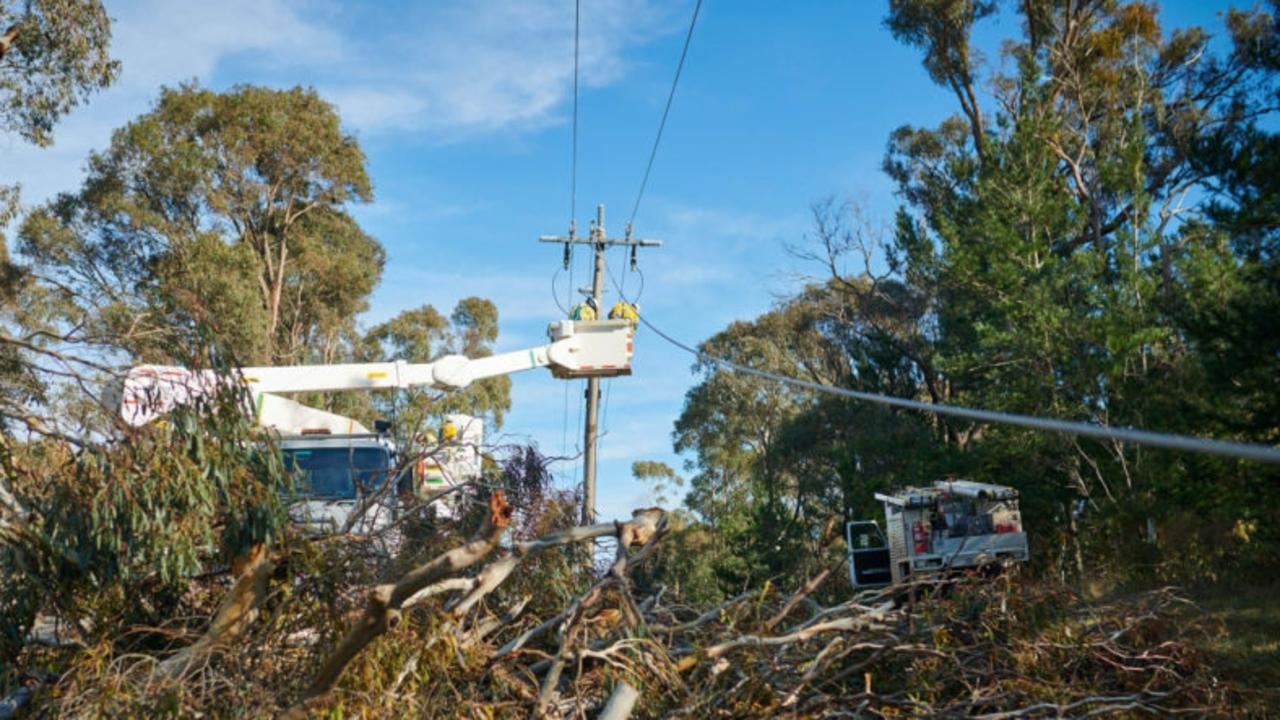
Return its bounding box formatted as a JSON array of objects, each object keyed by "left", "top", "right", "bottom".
[
  {"left": 19, "top": 84, "right": 380, "bottom": 365},
  {"left": 0, "top": 0, "right": 118, "bottom": 276}
]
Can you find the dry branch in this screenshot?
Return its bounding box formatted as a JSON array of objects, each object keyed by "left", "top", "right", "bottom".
[
  {"left": 285, "top": 491, "right": 514, "bottom": 713},
  {"left": 15, "top": 493, "right": 1242, "bottom": 719},
  {"left": 597, "top": 680, "right": 640, "bottom": 720},
  {"left": 764, "top": 566, "right": 833, "bottom": 633}
]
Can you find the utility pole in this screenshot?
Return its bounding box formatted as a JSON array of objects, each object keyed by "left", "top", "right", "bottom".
[{"left": 540, "top": 204, "right": 661, "bottom": 525}]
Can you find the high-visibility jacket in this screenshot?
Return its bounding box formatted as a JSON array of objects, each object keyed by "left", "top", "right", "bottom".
[
  {"left": 608, "top": 302, "right": 639, "bottom": 324},
  {"left": 570, "top": 302, "right": 597, "bottom": 321}
]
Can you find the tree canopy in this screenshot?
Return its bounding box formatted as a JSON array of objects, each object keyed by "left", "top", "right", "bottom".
[
  {"left": 0, "top": 0, "right": 118, "bottom": 148},
  {"left": 19, "top": 84, "right": 380, "bottom": 366}
]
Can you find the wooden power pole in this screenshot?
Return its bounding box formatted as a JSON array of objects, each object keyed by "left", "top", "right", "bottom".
[{"left": 540, "top": 204, "right": 661, "bottom": 524}]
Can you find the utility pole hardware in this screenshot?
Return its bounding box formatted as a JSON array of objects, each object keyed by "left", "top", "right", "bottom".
[{"left": 540, "top": 204, "right": 662, "bottom": 524}]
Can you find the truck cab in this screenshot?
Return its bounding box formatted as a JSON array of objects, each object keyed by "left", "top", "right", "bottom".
[
  {"left": 280, "top": 413, "right": 486, "bottom": 536},
  {"left": 847, "top": 479, "right": 1029, "bottom": 589},
  {"left": 281, "top": 433, "right": 397, "bottom": 537}
]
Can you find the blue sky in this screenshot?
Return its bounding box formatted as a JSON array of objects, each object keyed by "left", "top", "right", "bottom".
[{"left": 3, "top": 0, "right": 1246, "bottom": 519}]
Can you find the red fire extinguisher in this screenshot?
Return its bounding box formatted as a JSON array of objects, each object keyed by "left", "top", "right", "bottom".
[{"left": 912, "top": 521, "right": 929, "bottom": 553}]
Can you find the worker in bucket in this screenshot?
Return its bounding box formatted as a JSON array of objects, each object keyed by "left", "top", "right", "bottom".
[
  {"left": 608, "top": 301, "right": 639, "bottom": 325},
  {"left": 570, "top": 296, "right": 598, "bottom": 321}
]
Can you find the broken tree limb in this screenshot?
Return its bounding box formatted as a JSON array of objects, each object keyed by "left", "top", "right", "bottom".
[
  {"left": 157, "top": 542, "right": 274, "bottom": 678},
  {"left": 284, "top": 491, "right": 514, "bottom": 714},
  {"left": 534, "top": 582, "right": 608, "bottom": 712},
  {"left": 674, "top": 617, "right": 931, "bottom": 673},
  {"left": 496, "top": 607, "right": 572, "bottom": 660},
  {"left": 597, "top": 680, "right": 640, "bottom": 720},
  {"left": 400, "top": 577, "right": 473, "bottom": 610},
  {"left": 532, "top": 511, "right": 666, "bottom": 716},
  {"left": 466, "top": 508, "right": 665, "bottom": 636},
  {"left": 461, "top": 595, "right": 531, "bottom": 648},
  {"left": 764, "top": 566, "right": 833, "bottom": 633},
  {"left": 650, "top": 589, "right": 755, "bottom": 636},
  {"left": 448, "top": 553, "right": 520, "bottom": 618}
]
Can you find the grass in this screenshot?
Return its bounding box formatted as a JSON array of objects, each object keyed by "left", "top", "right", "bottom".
[{"left": 1187, "top": 580, "right": 1280, "bottom": 693}]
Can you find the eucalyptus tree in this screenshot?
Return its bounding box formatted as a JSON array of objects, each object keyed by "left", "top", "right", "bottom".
[
  {"left": 354, "top": 298, "right": 513, "bottom": 436},
  {"left": 0, "top": 0, "right": 117, "bottom": 427},
  {"left": 19, "top": 84, "right": 381, "bottom": 367}
]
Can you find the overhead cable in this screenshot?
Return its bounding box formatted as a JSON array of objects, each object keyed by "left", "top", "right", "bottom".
[
  {"left": 605, "top": 268, "right": 1280, "bottom": 465},
  {"left": 562, "top": 0, "right": 583, "bottom": 468},
  {"left": 627, "top": 0, "right": 704, "bottom": 229},
  {"left": 570, "top": 0, "right": 581, "bottom": 225}
]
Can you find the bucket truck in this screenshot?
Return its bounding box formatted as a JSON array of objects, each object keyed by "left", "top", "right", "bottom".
[
  {"left": 847, "top": 479, "right": 1029, "bottom": 589},
  {"left": 116, "top": 320, "right": 635, "bottom": 536}
]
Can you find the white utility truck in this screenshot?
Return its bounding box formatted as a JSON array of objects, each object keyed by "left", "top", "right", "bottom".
[
  {"left": 117, "top": 319, "right": 635, "bottom": 534},
  {"left": 847, "top": 479, "right": 1029, "bottom": 589}
]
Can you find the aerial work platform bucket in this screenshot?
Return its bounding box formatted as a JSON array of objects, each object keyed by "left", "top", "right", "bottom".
[{"left": 546, "top": 319, "right": 635, "bottom": 380}]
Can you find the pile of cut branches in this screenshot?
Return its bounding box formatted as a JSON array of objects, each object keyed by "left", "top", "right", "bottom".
[{"left": 7, "top": 496, "right": 1260, "bottom": 718}]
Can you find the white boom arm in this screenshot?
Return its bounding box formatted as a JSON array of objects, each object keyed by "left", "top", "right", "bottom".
[{"left": 119, "top": 320, "right": 634, "bottom": 433}]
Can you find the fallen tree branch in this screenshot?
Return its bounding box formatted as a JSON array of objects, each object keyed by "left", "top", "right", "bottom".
[
  {"left": 284, "top": 491, "right": 514, "bottom": 714},
  {"left": 764, "top": 565, "right": 833, "bottom": 633},
  {"left": 597, "top": 680, "right": 640, "bottom": 720},
  {"left": 157, "top": 543, "right": 274, "bottom": 678}
]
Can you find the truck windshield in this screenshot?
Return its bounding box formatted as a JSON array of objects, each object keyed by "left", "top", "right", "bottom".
[{"left": 282, "top": 447, "right": 390, "bottom": 499}]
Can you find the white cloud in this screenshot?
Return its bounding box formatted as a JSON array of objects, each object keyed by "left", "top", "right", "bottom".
[
  {"left": 0, "top": 0, "right": 346, "bottom": 210},
  {"left": 112, "top": 0, "right": 343, "bottom": 91},
  {"left": 320, "top": 0, "right": 673, "bottom": 137},
  {"left": 309, "top": 87, "right": 427, "bottom": 134},
  {"left": 1, "top": 0, "right": 675, "bottom": 214}
]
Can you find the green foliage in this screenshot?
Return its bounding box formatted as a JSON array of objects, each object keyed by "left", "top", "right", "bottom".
[
  {"left": 0, "top": 382, "right": 291, "bottom": 664},
  {"left": 17, "top": 83, "right": 380, "bottom": 365},
  {"left": 0, "top": 0, "right": 117, "bottom": 419},
  {"left": 664, "top": 1, "right": 1280, "bottom": 598},
  {"left": 632, "top": 509, "right": 737, "bottom": 605},
  {"left": 632, "top": 460, "right": 683, "bottom": 507},
  {"left": 873, "top": 0, "right": 1280, "bottom": 583},
  {"left": 0, "top": 0, "right": 119, "bottom": 147}
]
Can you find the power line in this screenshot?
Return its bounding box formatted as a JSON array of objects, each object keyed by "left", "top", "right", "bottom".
[
  {"left": 550, "top": 267, "right": 572, "bottom": 316},
  {"left": 605, "top": 267, "right": 1280, "bottom": 465},
  {"left": 627, "top": 0, "right": 703, "bottom": 229},
  {"left": 562, "top": 0, "right": 582, "bottom": 478},
  {"left": 570, "top": 0, "right": 581, "bottom": 224}
]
